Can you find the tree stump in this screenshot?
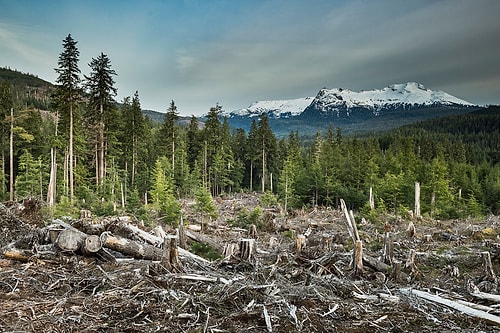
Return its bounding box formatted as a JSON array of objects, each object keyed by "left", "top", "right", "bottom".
[
  {"left": 178, "top": 218, "right": 188, "bottom": 249},
  {"left": 383, "top": 231, "right": 393, "bottom": 265},
  {"left": 482, "top": 251, "right": 497, "bottom": 283},
  {"left": 223, "top": 243, "right": 236, "bottom": 261},
  {"left": 248, "top": 224, "right": 258, "bottom": 239},
  {"left": 296, "top": 234, "right": 306, "bottom": 254},
  {"left": 407, "top": 221, "right": 416, "bottom": 238},
  {"left": 162, "top": 236, "right": 182, "bottom": 272},
  {"left": 322, "top": 235, "right": 330, "bottom": 251},
  {"left": 354, "top": 240, "right": 364, "bottom": 276},
  {"left": 80, "top": 209, "right": 92, "bottom": 219},
  {"left": 239, "top": 238, "right": 256, "bottom": 265}
]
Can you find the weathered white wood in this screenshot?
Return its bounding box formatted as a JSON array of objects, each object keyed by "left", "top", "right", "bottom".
[
  {"left": 415, "top": 182, "right": 421, "bottom": 218},
  {"left": 404, "top": 288, "right": 500, "bottom": 326}
]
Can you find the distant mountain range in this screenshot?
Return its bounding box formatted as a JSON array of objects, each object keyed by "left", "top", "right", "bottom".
[
  {"left": 221, "top": 82, "right": 480, "bottom": 136},
  {"left": 0, "top": 68, "right": 485, "bottom": 136}
]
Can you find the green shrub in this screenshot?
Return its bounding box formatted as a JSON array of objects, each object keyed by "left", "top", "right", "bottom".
[{"left": 190, "top": 241, "right": 222, "bottom": 261}]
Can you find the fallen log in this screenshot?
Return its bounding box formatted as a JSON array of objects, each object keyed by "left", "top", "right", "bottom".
[
  {"left": 108, "top": 220, "right": 163, "bottom": 247},
  {"left": 403, "top": 288, "right": 500, "bottom": 326},
  {"left": 185, "top": 229, "right": 224, "bottom": 254},
  {"left": 100, "top": 232, "right": 163, "bottom": 260},
  {"left": 55, "top": 228, "right": 103, "bottom": 254}
]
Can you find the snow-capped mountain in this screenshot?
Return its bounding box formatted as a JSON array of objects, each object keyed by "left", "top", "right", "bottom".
[
  {"left": 225, "top": 82, "right": 473, "bottom": 119},
  {"left": 222, "top": 82, "right": 478, "bottom": 136},
  {"left": 226, "top": 96, "right": 314, "bottom": 119},
  {"left": 306, "top": 82, "right": 473, "bottom": 117}
]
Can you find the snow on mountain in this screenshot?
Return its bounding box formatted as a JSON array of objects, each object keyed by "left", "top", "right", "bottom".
[
  {"left": 226, "top": 82, "right": 474, "bottom": 119},
  {"left": 310, "top": 82, "right": 474, "bottom": 116},
  {"left": 225, "top": 96, "right": 314, "bottom": 118}
]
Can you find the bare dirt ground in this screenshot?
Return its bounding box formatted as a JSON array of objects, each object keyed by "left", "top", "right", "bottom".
[{"left": 1, "top": 195, "right": 500, "bottom": 332}]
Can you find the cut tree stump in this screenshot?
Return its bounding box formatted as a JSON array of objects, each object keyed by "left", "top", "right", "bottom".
[
  {"left": 354, "top": 240, "right": 364, "bottom": 275},
  {"left": 248, "top": 224, "right": 258, "bottom": 239},
  {"left": 239, "top": 238, "right": 256, "bottom": 265},
  {"left": 296, "top": 234, "right": 306, "bottom": 254},
  {"left": 162, "top": 236, "right": 182, "bottom": 272},
  {"left": 383, "top": 231, "right": 393, "bottom": 265}
]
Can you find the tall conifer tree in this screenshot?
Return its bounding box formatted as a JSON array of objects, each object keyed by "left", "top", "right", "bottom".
[
  {"left": 54, "top": 34, "right": 81, "bottom": 204},
  {"left": 85, "top": 52, "right": 117, "bottom": 187}
]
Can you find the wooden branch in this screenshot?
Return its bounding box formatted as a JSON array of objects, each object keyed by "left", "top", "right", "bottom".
[{"left": 404, "top": 288, "right": 500, "bottom": 326}]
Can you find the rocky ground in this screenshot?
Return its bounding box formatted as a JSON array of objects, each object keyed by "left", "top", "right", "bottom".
[{"left": 1, "top": 196, "right": 500, "bottom": 332}]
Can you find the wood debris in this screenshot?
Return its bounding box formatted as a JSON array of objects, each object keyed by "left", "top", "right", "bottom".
[{"left": 0, "top": 196, "right": 500, "bottom": 332}]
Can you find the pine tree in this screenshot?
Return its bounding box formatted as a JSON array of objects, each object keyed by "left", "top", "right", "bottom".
[
  {"left": 158, "top": 100, "right": 179, "bottom": 167},
  {"left": 15, "top": 149, "right": 42, "bottom": 199},
  {"left": 120, "top": 92, "right": 145, "bottom": 190},
  {"left": 150, "top": 156, "right": 180, "bottom": 224},
  {"left": 186, "top": 115, "right": 201, "bottom": 171},
  {"left": 0, "top": 81, "right": 13, "bottom": 199},
  {"left": 255, "top": 114, "right": 278, "bottom": 192},
  {"left": 194, "top": 185, "right": 218, "bottom": 231},
  {"left": 54, "top": 34, "right": 81, "bottom": 204},
  {"left": 85, "top": 52, "right": 117, "bottom": 187}
]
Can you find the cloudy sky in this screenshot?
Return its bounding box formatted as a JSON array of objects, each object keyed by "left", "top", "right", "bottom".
[{"left": 1, "top": 0, "right": 499, "bottom": 115}]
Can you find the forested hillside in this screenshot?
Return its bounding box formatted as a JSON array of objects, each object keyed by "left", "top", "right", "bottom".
[
  {"left": 0, "top": 36, "right": 498, "bottom": 223},
  {"left": 0, "top": 67, "right": 53, "bottom": 110}
]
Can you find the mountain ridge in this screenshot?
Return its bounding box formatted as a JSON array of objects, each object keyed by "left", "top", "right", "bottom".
[{"left": 221, "top": 82, "right": 480, "bottom": 136}]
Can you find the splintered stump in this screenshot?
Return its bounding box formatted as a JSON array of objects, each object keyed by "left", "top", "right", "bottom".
[
  {"left": 482, "top": 251, "right": 497, "bottom": 283},
  {"left": 239, "top": 238, "right": 256, "bottom": 265},
  {"left": 354, "top": 240, "right": 364, "bottom": 276},
  {"left": 296, "top": 234, "right": 306, "bottom": 254},
  {"left": 162, "top": 236, "right": 182, "bottom": 272},
  {"left": 383, "top": 231, "right": 393, "bottom": 265},
  {"left": 248, "top": 224, "right": 258, "bottom": 239}
]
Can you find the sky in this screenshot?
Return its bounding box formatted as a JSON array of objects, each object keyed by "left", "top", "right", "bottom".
[{"left": 1, "top": 0, "right": 499, "bottom": 115}]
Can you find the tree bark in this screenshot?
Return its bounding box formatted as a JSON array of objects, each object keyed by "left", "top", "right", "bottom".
[
  {"left": 100, "top": 232, "right": 163, "bottom": 260},
  {"left": 414, "top": 182, "right": 420, "bottom": 218},
  {"left": 239, "top": 238, "right": 256, "bottom": 265}
]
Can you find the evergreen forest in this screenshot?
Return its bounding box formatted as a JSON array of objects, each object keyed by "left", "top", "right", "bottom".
[{"left": 0, "top": 35, "right": 499, "bottom": 224}]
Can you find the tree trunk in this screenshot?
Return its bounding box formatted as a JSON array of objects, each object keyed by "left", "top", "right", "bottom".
[
  {"left": 69, "top": 103, "right": 74, "bottom": 204},
  {"left": 369, "top": 186, "right": 375, "bottom": 210},
  {"left": 185, "top": 229, "right": 224, "bottom": 254},
  {"left": 415, "top": 182, "right": 421, "bottom": 218},
  {"left": 9, "top": 107, "right": 13, "bottom": 201},
  {"left": 100, "top": 232, "right": 163, "bottom": 260},
  {"left": 55, "top": 228, "right": 103, "bottom": 254}
]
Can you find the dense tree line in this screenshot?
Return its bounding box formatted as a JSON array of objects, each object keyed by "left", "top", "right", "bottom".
[{"left": 0, "top": 35, "right": 498, "bottom": 222}]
